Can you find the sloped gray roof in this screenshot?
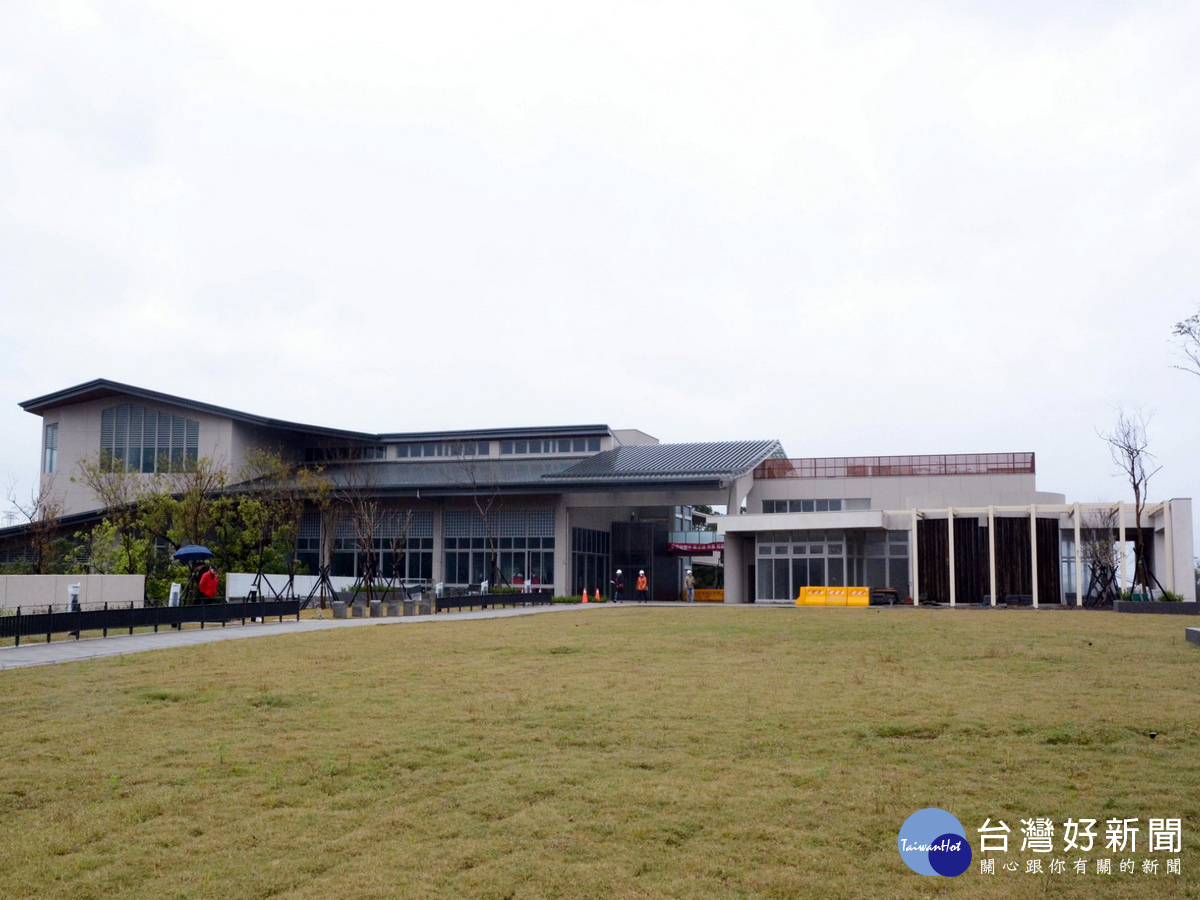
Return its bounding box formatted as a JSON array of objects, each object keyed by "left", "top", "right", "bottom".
[
  {"left": 294, "top": 440, "right": 783, "bottom": 496},
  {"left": 20, "top": 379, "right": 615, "bottom": 444},
  {"left": 20, "top": 378, "right": 374, "bottom": 441},
  {"left": 543, "top": 440, "right": 784, "bottom": 482}
]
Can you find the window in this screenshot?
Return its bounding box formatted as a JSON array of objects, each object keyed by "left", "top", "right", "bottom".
[
  {"left": 395, "top": 441, "right": 489, "bottom": 458},
  {"left": 100, "top": 405, "right": 198, "bottom": 473},
  {"left": 304, "top": 445, "right": 385, "bottom": 463},
  {"left": 44, "top": 423, "right": 58, "bottom": 474},
  {"left": 763, "top": 498, "right": 846, "bottom": 514},
  {"left": 500, "top": 437, "right": 602, "bottom": 456},
  {"left": 444, "top": 509, "right": 555, "bottom": 587},
  {"left": 323, "top": 510, "right": 435, "bottom": 582}
]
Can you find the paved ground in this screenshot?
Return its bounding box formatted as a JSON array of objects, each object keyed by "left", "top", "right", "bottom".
[{"left": 0, "top": 603, "right": 624, "bottom": 672}]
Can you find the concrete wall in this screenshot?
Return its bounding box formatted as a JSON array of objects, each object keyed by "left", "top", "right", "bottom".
[
  {"left": 230, "top": 421, "right": 307, "bottom": 469},
  {"left": 39, "top": 395, "right": 237, "bottom": 516},
  {"left": 1165, "top": 499, "right": 1196, "bottom": 601},
  {"left": 0, "top": 575, "right": 145, "bottom": 610},
  {"left": 747, "top": 473, "right": 1063, "bottom": 512},
  {"left": 612, "top": 429, "right": 658, "bottom": 447}
]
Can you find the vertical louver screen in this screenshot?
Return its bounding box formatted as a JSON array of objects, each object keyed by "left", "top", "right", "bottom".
[{"left": 99, "top": 404, "right": 199, "bottom": 473}]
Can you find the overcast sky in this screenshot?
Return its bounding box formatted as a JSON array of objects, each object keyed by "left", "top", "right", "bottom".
[{"left": 2, "top": 1, "right": 1198, "bottom": 541}]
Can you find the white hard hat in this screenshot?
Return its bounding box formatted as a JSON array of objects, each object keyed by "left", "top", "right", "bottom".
[
  {"left": 616, "top": 569, "right": 622, "bottom": 574},
  {"left": 639, "top": 570, "right": 645, "bottom": 575},
  {"left": 686, "top": 569, "right": 691, "bottom": 573}
]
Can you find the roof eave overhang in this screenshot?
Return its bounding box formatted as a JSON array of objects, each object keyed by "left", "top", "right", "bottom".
[
  {"left": 21, "top": 379, "right": 374, "bottom": 442},
  {"left": 349, "top": 477, "right": 732, "bottom": 497}
]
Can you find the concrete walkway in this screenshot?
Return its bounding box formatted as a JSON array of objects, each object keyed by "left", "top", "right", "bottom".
[{"left": 0, "top": 603, "right": 620, "bottom": 672}]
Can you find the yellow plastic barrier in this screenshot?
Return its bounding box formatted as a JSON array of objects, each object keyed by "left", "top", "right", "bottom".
[
  {"left": 694, "top": 589, "right": 724, "bottom": 603},
  {"left": 847, "top": 587, "right": 870, "bottom": 607},
  {"left": 795, "top": 585, "right": 827, "bottom": 606},
  {"left": 797, "top": 586, "right": 871, "bottom": 607}
]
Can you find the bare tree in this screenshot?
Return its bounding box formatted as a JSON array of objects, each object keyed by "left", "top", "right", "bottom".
[
  {"left": 1080, "top": 508, "right": 1120, "bottom": 607},
  {"left": 340, "top": 463, "right": 384, "bottom": 603},
  {"left": 297, "top": 466, "right": 339, "bottom": 609},
  {"left": 7, "top": 478, "right": 65, "bottom": 574},
  {"left": 1098, "top": 408, "right": 1161, "bottom": 597},
  {"left": 451, "top": 442, "right": 503, "bottom": 588},
  {"left": 1172, "top": 311, "right": 1200, "bottom": 378},
  {"left": 383, "top": 508, "right": 415, "bottom": 597}
]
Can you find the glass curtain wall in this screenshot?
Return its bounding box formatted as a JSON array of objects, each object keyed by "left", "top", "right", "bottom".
[
  {"left": 572, "top": 528, "right": 611, "bottom": 597},
  {"left": 444, "top": 509, "right": 555, "bottom": 588},
  {"left": 328, "top": 511, "right": 434, "bottom": 581},
  {"left": 756, "top": 530, "right": 909, "bottom": 600}
]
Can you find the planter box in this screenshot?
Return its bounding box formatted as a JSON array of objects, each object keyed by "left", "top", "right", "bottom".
[
  {"left": 1187, "top": 628, "right": 1199, "bottom": 647},
  {"left": 385, "top": 600, "right": 400, "bottom": 617},
  {"left": 369, "top": 600, "right": 383, "bottom": 617},
  {"left": 403, "top": 600, "right": 415, "bottom": 617},
  {"left": 1114, "top": 601, "right": 1199, "bottom": 615},
  {"left": 332, "top": 601, "right": 348, "bottom": 619}
]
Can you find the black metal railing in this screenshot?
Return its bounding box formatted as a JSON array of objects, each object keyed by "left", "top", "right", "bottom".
[
  {"left": 0, "top": 600, "right": 300, "bottom": 647},
  {"left": 434, "top": 592, "right": 553, "bottom": 614}
]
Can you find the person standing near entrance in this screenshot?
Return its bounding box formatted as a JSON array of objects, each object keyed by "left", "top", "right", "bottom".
[
  {"left": 636, "top": 570, "right": 648, "bottom": 602},
  {"left": 684, "top": 569, "right": 695, "bottom": 603},
  {"left": 612, "top": 569, "right": 625, "bottom": 602}
]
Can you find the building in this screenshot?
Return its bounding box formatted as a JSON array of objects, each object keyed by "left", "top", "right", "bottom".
[
  {"left": 714, "top": 454, "right": 1195, "bottom": 605},
  {"left": 11, "top": 379, "right": 1196, "bottom": 605},
  {"left": 15, "top": 380, "right": 775, "bottom": 600}
]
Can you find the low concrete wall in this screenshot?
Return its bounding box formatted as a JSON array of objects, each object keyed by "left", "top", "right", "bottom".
[
  {"left": 0, "top": 575, "right": 146, "bottom": 610},
  {"left": 1114, "top": 600, "right": 1200, "bottom": 615}
]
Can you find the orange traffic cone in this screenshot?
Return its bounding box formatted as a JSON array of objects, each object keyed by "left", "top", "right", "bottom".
[
  {"left": 594, "top": 589, "right": 601, "bottom": 603},
  {"left": 581, "top": 589, "right": 588, "bottom": 603}
]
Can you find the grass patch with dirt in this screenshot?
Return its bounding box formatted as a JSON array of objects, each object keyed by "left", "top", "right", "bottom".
[{"left": 0, "top": 606, "right": 1196, "bottom": 899}]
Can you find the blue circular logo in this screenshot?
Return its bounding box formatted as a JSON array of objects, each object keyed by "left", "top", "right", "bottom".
[{"left": 898, "top": 808, "right": 972, "bottom": 877}]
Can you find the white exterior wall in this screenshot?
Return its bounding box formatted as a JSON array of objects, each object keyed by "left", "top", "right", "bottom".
[
  {"left": 748, "top": 472, "right": 1063, "bottom": 512},
  {"left": 0, "top": 574, "right": 145, "bottom": 609},
  {"left": 612, "top": 429, "right": 658, "bottom": 446},
  {"left": 229, "top": 421, "right": 307, "bottom": 470},
  {"left": 1164, "top": 499, "right": 1196, "bottom": 601},
  {"left": 39, "top": 395, "right": 236, "bottom": 516}
]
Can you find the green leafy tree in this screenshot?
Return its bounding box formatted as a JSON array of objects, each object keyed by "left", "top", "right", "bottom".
[{"left": 74, "top": 452, "right": 148, "bottom": 573}]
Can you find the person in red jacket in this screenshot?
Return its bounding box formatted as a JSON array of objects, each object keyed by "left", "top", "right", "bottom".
[
  {"left": 636, "top": 570, "right": 648, "bottom": 602},
  {"left": 198, "top": 565, "right": 219, "bottom": 601}
]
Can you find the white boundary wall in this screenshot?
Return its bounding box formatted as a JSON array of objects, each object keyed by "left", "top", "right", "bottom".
[{"left": 0, "top": 575, "right": 145, "bottom": 610}]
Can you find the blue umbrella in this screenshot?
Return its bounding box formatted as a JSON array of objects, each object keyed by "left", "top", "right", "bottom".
[{"left": 173, "top": 545, "right": 214, "bottom": 562}]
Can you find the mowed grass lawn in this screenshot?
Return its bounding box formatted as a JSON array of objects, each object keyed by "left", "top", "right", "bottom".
[{"left": 0, "top": 606, "right": 1197, "bottom": 899}]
